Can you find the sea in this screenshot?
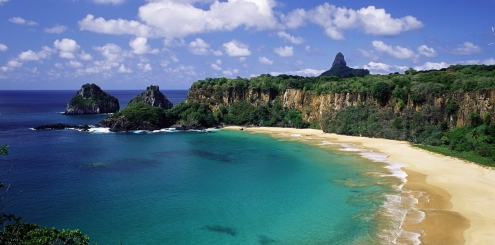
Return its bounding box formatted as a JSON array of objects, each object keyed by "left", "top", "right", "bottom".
[{"left": 0, "top": 90, "right": 419, "bottom": 245}]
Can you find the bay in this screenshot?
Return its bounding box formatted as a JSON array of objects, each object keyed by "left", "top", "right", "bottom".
[{"left": 0, "top": 90, "right": 399, "bottom": 244}]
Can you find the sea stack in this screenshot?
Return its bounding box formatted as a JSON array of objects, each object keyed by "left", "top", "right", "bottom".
[
  {"left": 128, "top": 85, "right": 173, "bottom": 109},
  {"left": 319, "top": 52, "right": 370, "bottom": 77},
  {"left": 65, "top": 83, "right": 119, "bottom": 114}
]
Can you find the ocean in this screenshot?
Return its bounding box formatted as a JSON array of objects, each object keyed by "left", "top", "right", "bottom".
[{"left": 0, "top": 90, "right": 413, "bottom": 244}]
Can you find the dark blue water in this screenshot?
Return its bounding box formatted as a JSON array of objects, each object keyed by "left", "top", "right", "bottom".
[{"left": 0, "top": 90, "right": 401, "bottom": 244}]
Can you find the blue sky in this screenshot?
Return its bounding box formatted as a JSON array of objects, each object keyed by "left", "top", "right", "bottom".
[{"left": 1, "top": 0, "right": 495, "bottom": 90}]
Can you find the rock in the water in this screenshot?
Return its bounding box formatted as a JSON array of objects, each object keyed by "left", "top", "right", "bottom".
[
  {"left": 65, "top": 83, "right": 119, "bottom": 114},
  {"left": 319, "top": 52, "right": 369, "bottom": 78},
  {"left": 128, "top": 85, "right": 173, "bottom": 109},
  {"left": 34, "top": 123, "right": 90, "bottom": 131}
]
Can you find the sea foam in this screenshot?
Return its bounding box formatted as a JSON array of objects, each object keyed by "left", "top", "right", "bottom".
[{"left": 333, "top": 141, "right": 423, "bottom": 245}]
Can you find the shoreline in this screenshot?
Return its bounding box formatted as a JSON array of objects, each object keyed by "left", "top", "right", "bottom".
[{"left": 225, "top": 126, "right": 495, "bottom": 244}]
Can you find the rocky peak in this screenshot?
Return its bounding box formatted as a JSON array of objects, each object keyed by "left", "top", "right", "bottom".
[
  {"left": 65, "top": 83, "right": 119, "bottom": 114},
  {"left": 129, "top": 85, "right": 173, "bottom": 109},
  {"left": 332, "top": 52, "right": 346, "bottom": 67},
  {"left": 319, "top": 52, "right": 369, "bottom": 78}
]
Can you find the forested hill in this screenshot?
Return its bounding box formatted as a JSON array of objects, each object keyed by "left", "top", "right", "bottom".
[{"left": 181, "top": 64, "right": 495, "bottom": 165}]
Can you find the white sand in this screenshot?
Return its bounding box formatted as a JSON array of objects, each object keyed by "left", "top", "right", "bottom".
[{"left": 226, "top": 127, "right": 495, "bottom": 244}]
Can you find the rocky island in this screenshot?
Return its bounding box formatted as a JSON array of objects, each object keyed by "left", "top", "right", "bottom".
[
  {"left": 65, "top": 83, "right": 119, "bottom": 114},
  {"left": 98, "top": 85, "right": 173, "bottom": 132},
  {"left": 128, "top": 85, "right": 173, "bottom": 109},
  {"left": 319, "top": 52, "right": 369, "bottom": 77}
]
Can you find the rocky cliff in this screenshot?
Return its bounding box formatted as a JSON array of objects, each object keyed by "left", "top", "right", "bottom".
[
  {"left": 186, "top": 87, "right": 495, "bottom": 128},
  {"left": 129, "top": 85, "right": 173, "bottom": 109},
  {"left": 65, "top": 83, "right": 119, "bottom": 114},
  {"left": 319, "top": 52, "right": 370, "bottom": 77}
]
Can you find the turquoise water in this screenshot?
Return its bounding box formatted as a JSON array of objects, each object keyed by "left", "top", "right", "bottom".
[{"left": 0, "top": 91, "right": 404, "bottom": 244}]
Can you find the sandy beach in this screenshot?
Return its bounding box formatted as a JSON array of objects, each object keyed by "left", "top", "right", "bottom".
[{"left": 225, "top": 126, "right": 495, "bottom": 245}]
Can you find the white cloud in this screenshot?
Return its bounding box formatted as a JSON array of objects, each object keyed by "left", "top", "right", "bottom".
[
  {"left": 79, "top": 14, "right": 153, "bottom": 37},
  {"left": 281, "top": 8, "right": 306, "bottom": 29},
  {"left": 80, "top": 0, "right": 278, "bottom": 39},
  {"left": 450, "top": 42, "right": 482, "bottom": 55},
  {"left": 270, "top": 68, "right": 325, "bottom": 77},
  {"left": 417, "top": 45, "right": 437, "bottom": 57},
  {"left": 79, "top": 51, "right": 93, "bottom": 61},
  {"left": 54, "top": 39, "right": 81, "bottom": 59},
  {"left": 283, "top": 4, "right": 423, "bottom": 40},
  {"left": 223, "top": 40, "right": 251, "bottom": 57},
  {"left": 163, "top": 38, "right": 185, "bottom": 47},
  {"left": 357, "top": 48, "right": 378, "bottom": 60},
  {"left": 94, "top": 43, "right": 130, "bottom": 63},
  {"left": 0, "top": 0, "right": 9, "bottom": 5},
  {"left": 0, "top": 44, "right": 8, "bottom": 51},
  {"left": 138, "top": 63, "right": 152, "bottom": 72},
  {"left": 67, "top": 60, "right": 83, "bottom": 68},
  {"left": 210, "top": 63, "right": 222, "bottom": 70},
  {"left": 223, "top": 68, "right": 239, "bottom": 76},
  {"left": 9, "top": 16, "right": 38, "bottom": 26},
  {"left": 414, "top": 62, "right": 449, "bottom": 71},
  {"left": 481, "top": 58, "right": 495, "bottom": 65},
  {"left": 92, "top": 0, "right": 125, "bottom": 4},
  {"left": 372, "top": 40, "right": 415, "bottom": 59},
  {"left": 129, "top": 37, "right": 158, "bottom": 55},
  {"left": 259, "top": 56, "right": 273, "bottom": 65},
  {"left": 44, "top": 24, "right": 67, "bottom": 34},
  {"left": 138, "top": 0, "right": 278, "bottom": 39},
  {"left": 277, "top": 31, "right": 304, "bottom": 44},
  {"left": 1, "top": 46, "right": 53, "bottom": 70},
  {"left": 212, "top": 50, "right": 223, "bottom": 56},
  {"left": 118, "top": 64, "right": 132, "bottom": 73},
  {"left": 188, "top": 38, "right": 210, "bottom": 55},
  {"left": 274, "top": 46, "right": 294, "bottom": 57},
  {"left": 164, "top": 64, "right": 197, "bottom": 76},
  {"left": 6, "top": 60, "right": 22, "bottom": 68},
  {"left": 18, "top": 50, "right": 41, "bottom": 61},
  {"left": 364, "top": 62, "right": 408, "bottom": 74}
]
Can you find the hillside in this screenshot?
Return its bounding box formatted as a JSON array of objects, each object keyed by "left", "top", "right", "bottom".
[{"left": 181, "top": 64, "right": 495, "bottom": 165}]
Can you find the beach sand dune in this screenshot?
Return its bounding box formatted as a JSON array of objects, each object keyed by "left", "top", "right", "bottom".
[{"left": 227, "top": 127, "right": 495, "bottom": 245}]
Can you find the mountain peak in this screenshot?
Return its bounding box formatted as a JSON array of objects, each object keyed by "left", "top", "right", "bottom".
[
  {"left": 332, "top": 52, "right": 346, "bottom": 67},
  {"left": 319, "top": 52, "right": 369, "bottom": 78}
]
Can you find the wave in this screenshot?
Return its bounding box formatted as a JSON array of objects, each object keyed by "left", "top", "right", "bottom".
[{"left": 329, "top": 141, "right": 423, "bottom": 245}]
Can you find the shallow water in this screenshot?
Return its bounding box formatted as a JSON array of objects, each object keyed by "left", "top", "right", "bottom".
[{"left": 0, "top": 90, "right": 411, "bottom": 244}]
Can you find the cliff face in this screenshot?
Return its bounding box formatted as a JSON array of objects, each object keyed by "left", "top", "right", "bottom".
[
  {"left": 186, "top": 87, "right": 495, "bottom": 128},
  {"left": 129, "top": 85, "right": 173, "bottom": 109},
  {"left": 65, "top": 83, "right": 119, "bottom": 114}
]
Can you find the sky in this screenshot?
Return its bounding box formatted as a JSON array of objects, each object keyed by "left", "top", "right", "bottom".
[{"left": 1, "top": 0, "right": 495, "bottom": 90}]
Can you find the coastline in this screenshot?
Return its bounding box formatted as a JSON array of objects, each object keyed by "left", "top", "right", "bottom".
[{"left": 225, "top": 126, "right": 495, "bottom": 244}]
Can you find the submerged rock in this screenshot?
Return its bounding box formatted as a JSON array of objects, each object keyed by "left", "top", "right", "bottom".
[
  {"left": 319, "top": 52, "right": 369, "bottom": 78},
  {"left": 65, "top": 83, "right": 119, "bottom": 114},
  {"left": 128, "top": 85, "right": 173, "bottom": 109}
]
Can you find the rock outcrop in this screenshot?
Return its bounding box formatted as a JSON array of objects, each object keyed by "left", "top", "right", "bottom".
[
  {"left": 34, "top": 123, "right": 90, "bottom": 131},
  {"left": 319, "top": 52, "right": 370, "bottom": 77},
  {"left": 65, "top": 83, "right": 119, "bottom": 114},
  {"left": 128, "top": 85, "right": 173, "bottom": 109}
]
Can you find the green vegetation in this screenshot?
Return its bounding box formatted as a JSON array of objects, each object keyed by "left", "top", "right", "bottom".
[
  {"left": 1, "top": 145, "right": 96, "bottom": 244},
  {"left": 168, "top": 100, "right": 309, "bottom": 128},
  {"left": 69, "top": 95, "right": 96, "bottom": 107},
  {"left": 191, "top": 65, "right": 495, "bottom": 96},
  {"left": 113, "top": 102, "right": 168, "bottom": 127}
]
